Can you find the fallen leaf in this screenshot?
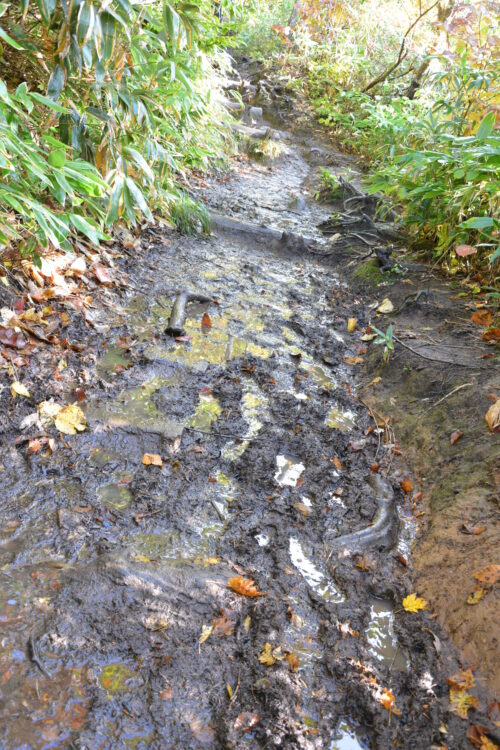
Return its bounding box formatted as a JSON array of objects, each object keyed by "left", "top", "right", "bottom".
[
  {"left": 355, "top": 555, "right": 374, "bottom": 571},
  {"left": 142, "top": 453, "right": 163, "bottom": 467},
  {"left": 54, "top": 403, "right": 86, "bottom": 435},
  {"left": 190, "top": 719, "right": 215, "bottom": 745},
  {"left": 450, "top": 430, "right": 464, "bottom": 445},
  {"left": 402, "top": 593, "right": 427, "bottom": 613},
  {"left": 485, "top": 401, "right": 500, "bottom": 433},
  {"left": 467, "top": 588, "right": 485, "bottom": 605},
  {"left": 343, "top": 356, "right": 364, "bottom": 365},
  {"left": 446, "top": 669, "right": 476, "bottom": 691},
  {"left": 234, "top": 712, "right": 259, "bottom": 733},
  {"left": 198, "top": 624, "right": 213, "bottom": 648},
  {"left": 243, "top": 615, "right": 251, "bottom": 633},
  {"left": 201, "top": 312, "right": 212, "bottom": 328},
  {"left": 460, "top": 524, "right": 487, "bottom": 536},
  {"left": 333, "top": 456, "right": 343, "bottom": 471},
  {"left": 471, "top": 310, "right": 492, "bottom": 327},
  {"left": 10, "top": 381, "right": 30, "bottom": 398},
  {"left": 396, "top": 554, "right": 408, "bottom": 567},
  {"left": 286, "top": 652, "right": 300, "bottom": 672},
  {"left": 212, "top": 611, "right": 234, "bottom": 637},
  {"left": 482, "top": 327, "right": 500, "bottom": 342},
  {"left": 259, "top": 642, "right": 282, "bottom": 666},
  {"left": 94, "top": 263, "right": 113, "bottom": 285},
  {"left": 379, "top": 688, "right": 402, "bottom": 716},
  {"left": 480, "top": 737, "right": 498, "bottom": 750},
  {"left": 0, "top": 326, "right": 26, "bottom": 349},
  {"left": 400, "top": 477, "right": 412, "bottom": 493},
  {"left": 226, "top": 683, "right": 233, "bottom": 698},
  {"left": 377, "top": 298, "right": 394, "bottom": 314},
  {"left": 474, "top": 564, "right": 500, "bottom": 587},
  {"left": 449, "top": 688, "right": 478, "bottom": 719},
  {"left": 228, "top": 577, "right": 265, "bottom": 597},
  {"left": 347, "top": 318, "right": 357, "bottom": 333},
  {"left": 160, "top": 686, "right": 173, "bottom": 700},
  {"left": 456, "top": 244, "right": 477, "bottom": 257},
  {"left": 466, "top": 725, "right": 494, "bottom": 747},
  {"left": 361, "top": 333, "right": 378, "bottom": 342}
]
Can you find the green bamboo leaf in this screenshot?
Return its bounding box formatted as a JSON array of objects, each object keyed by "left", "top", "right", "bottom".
[
  {"left": 163, "top": 1, "right": 180, "bottom": 49},
  {"left": 125, "top": 176, "right": 153, "bottom": 221},
  {"left": 475, "top": 111, "right": 496, "bottom": 140},
  {"left": 76, "top": 1, "right": 95, "bottom": 47},
  {"left": 36, "top": 0, "right": 57, "bottom": 24},
  {"left": 106, "top": 175, "right": 124, "bottom": 225},
  {"left": 47, "top": 64, "right": 66, "bottom": 101},
  {"left": 100, "top": 11, "right": 116, "bottom": 61},
  {"left": 70, "top": 213, "right": 108, "bottom": 244},
  {"left": 0, "top": 26, "right": 25, "bottom": 50}
]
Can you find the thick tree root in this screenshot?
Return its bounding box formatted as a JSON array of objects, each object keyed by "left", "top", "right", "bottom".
[
  {"left": 327, "top": 474, "right": 398, "bottom": 552},
  {"left": 209, "top": 212, "right": 314, "bottom": 253},
  {"left": 165, "top": 291, "right": 212, "bottom": 337}
]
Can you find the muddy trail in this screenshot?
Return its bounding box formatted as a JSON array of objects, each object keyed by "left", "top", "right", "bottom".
[{"left": 0, "top": 76, "right": 498, "bottom": 750}]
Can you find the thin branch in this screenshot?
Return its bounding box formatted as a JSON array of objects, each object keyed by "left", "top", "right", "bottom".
[{"left": 363, "top": 0, "right": 440, "bottom": 93}]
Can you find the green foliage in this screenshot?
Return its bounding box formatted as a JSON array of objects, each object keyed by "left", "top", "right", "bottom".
[
  {"left": 316, "top": 168, "right": 342, "bottom": 200},
  {"left": 169, "top": 194, "right": 211, "bottom": 235},
  {"left": 372, "top": 324, "right": 394, "bottom": 362},
  {"left": 0, "top": 0, "right": 228, "bottom": 257}
]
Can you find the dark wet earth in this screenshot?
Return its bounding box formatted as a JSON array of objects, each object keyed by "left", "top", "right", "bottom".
[{"left": 0, "top": 113, "right": 486, "bottom": 749}]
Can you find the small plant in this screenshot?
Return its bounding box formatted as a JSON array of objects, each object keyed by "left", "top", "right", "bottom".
[
  {"left": 371, "top": 324, "right": 394, "bottom": 361},
  {"left": 316, "top": 169, "right": 342, "bottom": 201},
  {"left": 169, "top": 195, "right": 211, "bottom": 236}
]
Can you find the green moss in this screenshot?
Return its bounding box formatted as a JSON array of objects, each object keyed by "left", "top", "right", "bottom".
[{"left": 353, "top": 259, "right": 384, "bottom": 287}]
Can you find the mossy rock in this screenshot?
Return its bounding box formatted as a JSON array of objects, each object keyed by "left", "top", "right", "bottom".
[{"left": 353, "top": 259, "right": 384, "bottom": 287}]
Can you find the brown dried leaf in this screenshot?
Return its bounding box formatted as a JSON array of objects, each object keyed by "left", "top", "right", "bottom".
[
  {"left": 482, "top": 327, "right": 500, "bottom": 342},
  {"left": 400, "top": 477, "right": 412, "bottom": 493},
  {"left": 286, "top": 652, "right": 300, "bottom": 672},
  {"left": 228, "top": 576, "right": 265, "bottom": 597},
  {"left": 212, "top": 611, "right": 234, "bottom": 637},
  {"left": 450, "top": 430, "right": 464, "bottom": 445},
  {"left": 447, "top": 669, "right": 476, "bottom": 691},
  {"left": 343, "top": 356, "right": 364, "bottom": 365},
  {"left": 485, "top": 400, "right": 500, "bottom": 433},
  {"left": 471, "top": 310, "right": 492, "bottom": 327},
  {"left": 333, "top": 455, "right": 343, "bottom": 472},
  {"left": 142, "top": 453, "right": 162, "bottom": 467},
  {"left": 94, "top": 263, "right": 113, "bottom": 285},
  {"left": 0, "top": 326, "right": 26, "bottom": 349},
  {"left": 456, "top": 244, "right": 477, "bottom": 257},
  {"left": 201, "top": 312, "right": 212, "bottom": 328},
  {"left": 474, "top": 564, "right": 500, "bottom": 587},
  {"left": 234, "top": 712, "right": 259, "bottom": 733},
  {"left": 460, "top": 524, "right": 487, "bottom": 536},
  {"left": 379, "top": 688, "right": 402, "bottom": 716}
]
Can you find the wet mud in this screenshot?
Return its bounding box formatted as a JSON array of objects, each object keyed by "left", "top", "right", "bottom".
[{"left": 0, "top": 81, "right": 497, "bottom": 749}]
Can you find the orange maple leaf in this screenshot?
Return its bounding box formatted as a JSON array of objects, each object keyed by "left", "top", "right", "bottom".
[{"left": 228, "top": 576, "right": 265, "bottom": 597}]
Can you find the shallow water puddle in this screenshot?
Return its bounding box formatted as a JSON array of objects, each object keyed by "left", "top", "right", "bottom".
[
  {"left": 97, "top": 345, "right": 132, "bottom": 375},
  {"left": 187, "top": 393, "right": 221, "bottom": 431},
  {"left": 325, "top": 405, "right": 356, "bottom": 431},
  {"left": 366, "top": 599, "right": 409, "bottom": 671},
  {"left": 275, "top": 456, "right": 305, "bottom": 487},
  {"left": 223, "top": 382, "right": 268, "bottom": 460},
  {"left": 289, "top": 537, "right": 343, "bottom": 602},
  {"left": 90, "top": 376, "right": 182, "bottom": 438},
  {"left": 330, "top": 721, "right": 368, "bottom": 749}
]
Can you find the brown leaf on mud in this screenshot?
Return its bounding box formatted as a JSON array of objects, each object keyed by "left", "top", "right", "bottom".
[
  {"left": 485, "top": 401, "right": 500, "bottom": 433},
  {"left": 286, "top": 652, "right": 300, "bottom": 672},
  {"left": 190, "top": 719, "right": 215, "bottom": 745},
  {"left": 461, "top": 523, "right": 487, "bottom": 536},
  {"left": 355, "top": 555, "right": 374, "bottom": 572},
  {"left": 467, "top": 725, "right": 495, "bottom": 747},
  {"left": 474, "top": 564, "right": 500, "bottom": 587},
  {"left": 447, "top": 669, "right": 476, "bottom": 691},
  {"left": 343, "top": 356, "right": 364, "bottom": 365},
  {"left": 482, "top": 327, "right": 500, "bottom": 342},
  {"left": 228, "top": 576, "right": 265, "bottom": 597},
  {"left": 333, "top": 456, "right": 343, "bottom": 472},
  {"left": 467, "top": 588, "right": 486, "bottom": 605},
  {"left": 379, "top": 688, "right": 402, "bottom": 716},
  {"left": 234, "top": 712, "right": 259, "bottom": 733},
  {"left": 471, "top": 310, "right": 492, "bottom": 327},
  {"left": 201, "top": 312, "right": 212, "bottom": 328},
  {"left": 450, "top": 430, "right": 464, "bottom": 445},
  {"left": 0, "top": 326, "right": 26, "bottom": 349},
  {"left": 212, "top": 611, "right": 234, "bottom": 637},
  {"left": 160, "top": 686, "right": 173, "bottom": 700},
  {"left": 455, "top": 244, "right": 477, "bottom": 257},
  {"left": 449, "top": 688, "right": 478, "bottom": 719},
  {"left": 142, "top": 453, "right": 163, "bottom": 467},
  {"left": 400, "top": 477, "right": 412, "bottom": 493},
  {"left": 396, "top": 553, "right": 408, "bottom": 567}
]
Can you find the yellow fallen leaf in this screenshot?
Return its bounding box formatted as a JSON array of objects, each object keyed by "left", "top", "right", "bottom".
[
  {"left": 259, "top": 642, "right": 282, "bottom": 666},
  {"left": 199, "top": 624, "right": 213, "bottom": 650},
  {"left": 11, "top": 381, "right": 30, "bottom": 398},
  {"left": 243, "top": 615, "right": 251, "bottom": 633},
  {"left": 361, "top": 333, "right": 378, "bottom": 341},
  {"left": 485, "top": 400, "right": 500, "bottom": 433},
  {"left": 343, "top": 356, "right": 364, "bottom": 365},
  {"left": 226, "top": 683, "right": 233, "bottom": 698},
  {"left": 377, "top": 298, "right": 394, "bottom": 314},
  {"left": 467, "top": 588, "right": 485, "bottom": 605},
  {"left": 54, "top": 403, "right": 86, "bottom": 435},
  {"left": 142, "top": 453, "right": 163, "bottom": 467},
  {"left": 366, "top": 376, "right": 382, "bottom": 387},
  {"left": 347, "top": 318, "right": 357, "bottom": 333},
  {"left": 402, "top": 593, "right": 427, "bottom": 613},
  {"left": 449, "top": 688, "right": 478, "bottom": 719}
]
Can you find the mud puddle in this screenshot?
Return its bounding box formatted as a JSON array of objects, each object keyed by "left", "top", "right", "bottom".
[{"left": 0, "top": 80, "right": 494, "bottom": 749}]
